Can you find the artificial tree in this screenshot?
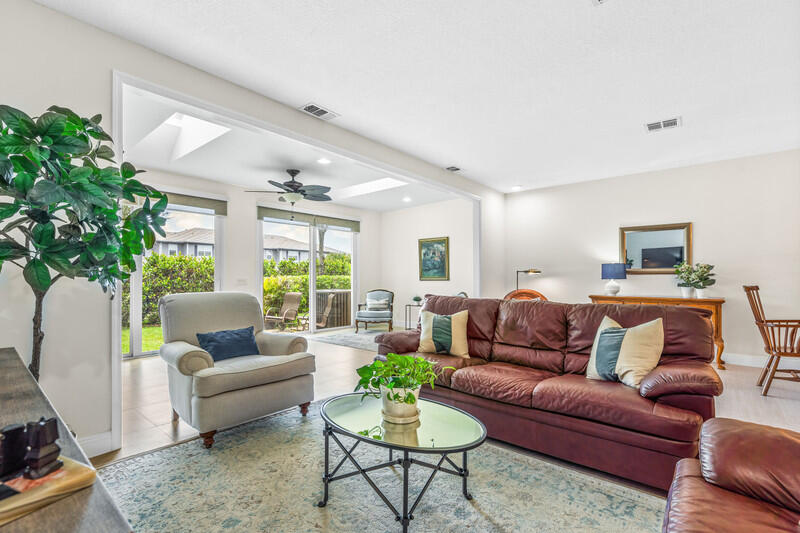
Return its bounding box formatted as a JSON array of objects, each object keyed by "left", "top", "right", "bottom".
[{"left": 0, "top": 104, "right": 167, "bottom": 380}]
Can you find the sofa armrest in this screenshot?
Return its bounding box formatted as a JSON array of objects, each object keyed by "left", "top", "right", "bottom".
[
  {"left": 639, "top": 361, "right": 723, "bottom": 398},
  {"left": 700, "top": 418, "right": 800, "bottom": 513},
  {"left": 160, "top": 341, "right": 214, "bottom": 375},
  {"left": 375, "top": 330, "right": 420, "bottom": 355},
  {"left": 255, "top": 331, "right": 308, "bottom": 355}
]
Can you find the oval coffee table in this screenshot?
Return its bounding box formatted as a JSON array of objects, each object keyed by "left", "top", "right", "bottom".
[{"left": 318, "top": 393, "right": 487, "bottom": 532}]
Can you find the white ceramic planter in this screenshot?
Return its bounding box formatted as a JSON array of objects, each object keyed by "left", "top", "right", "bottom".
[
  {"left": 680, "top": 286, "right": 694, "bottom": 298},
  {"left": 380, "top": 384, "right": 420, "bottom": 424},
  {"left": 381, "top": 420, "right": 421, "bottom": 446},
  {"left": 695, "top": 288, "right": 707, "bottom": 298}
]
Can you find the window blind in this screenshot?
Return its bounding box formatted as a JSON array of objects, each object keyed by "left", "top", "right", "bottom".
[
  {"left": 257, "top": 206, "right": 360, "bottom": 232},
  {"left": 164, "top": 192, "right": 227, "bottom": 216}
]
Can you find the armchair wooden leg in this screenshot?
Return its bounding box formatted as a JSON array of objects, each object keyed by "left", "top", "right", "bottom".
[
  {"left": 757, "top": 355, "right": 775, "bottom": 387},
  {"left": 389, "top": 320, "right": 393, "bottom": 332},
  {"left": 172, "top": 409, "right": 179, "bottom": 422},
  {"left": 200, "top": 430, "right": 217, "bottom": 449},
  {"left": 761, "top": 356, "right": 781, "bottom": 396},
  {"left": 299, "top": 402, "right": 310, "bottom": 416},
  {"left": 355, "top": 321, "right": 359, "bottom": 333}
]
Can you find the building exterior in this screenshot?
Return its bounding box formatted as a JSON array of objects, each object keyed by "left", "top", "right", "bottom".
[{"left": 151, "top": 228, "right": 341, "bottom": 259}]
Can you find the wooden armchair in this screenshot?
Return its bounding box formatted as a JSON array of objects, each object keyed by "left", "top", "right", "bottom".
[
  {"left": 744, "top": 285, "right": 800, "bottom": 396},
  {"left": 503, "top": 289, "right": 548, "bottom": 301}
]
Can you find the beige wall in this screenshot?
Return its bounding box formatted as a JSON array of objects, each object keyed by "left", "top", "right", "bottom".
[
  {"left": 505, "top": 149, "right": 800, "bottom": 364},
  {"left": 379, "top": 199, "right": 475, "bottom": 326},
  {"left": 0, "top": 0, "right": 500, "bottom": 451}
]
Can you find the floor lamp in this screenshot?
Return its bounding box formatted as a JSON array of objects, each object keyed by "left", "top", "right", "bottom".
[{"left": 516, "top": 268, "right": 542, "bottom": 289}]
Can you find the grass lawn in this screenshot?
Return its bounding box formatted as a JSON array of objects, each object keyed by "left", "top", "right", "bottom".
[{"left": 121, "top": 325, "right": 164, "bottom": 354}]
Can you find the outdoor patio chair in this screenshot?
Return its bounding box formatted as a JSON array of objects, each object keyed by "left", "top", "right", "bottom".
[{"left": 265, "top": 292, "right": 302, "bottom": 330}]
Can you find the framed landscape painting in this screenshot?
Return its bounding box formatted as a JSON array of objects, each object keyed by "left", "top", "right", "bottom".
[{"left": 418, "top": 237, "right": 450, "bottom": 281}]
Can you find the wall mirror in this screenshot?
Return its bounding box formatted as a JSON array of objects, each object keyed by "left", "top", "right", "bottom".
[{"left": 619, "top": 222, "right": 692, "bottom": 275}]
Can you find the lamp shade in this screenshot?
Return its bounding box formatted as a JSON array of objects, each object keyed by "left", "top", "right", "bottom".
[{"left": 601, "top": 263, "right": 627, "bottom": 280}]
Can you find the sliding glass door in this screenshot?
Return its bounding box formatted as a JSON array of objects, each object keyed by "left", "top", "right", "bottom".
[
  {"left": 262, "top": 219, "right": 311, "bottom": 333},
  {"left": 315, "top": 225, "right": 353, "bottom": 330},
  {"left": 261, "top": 208, "right": 357, "bottom": 334}
]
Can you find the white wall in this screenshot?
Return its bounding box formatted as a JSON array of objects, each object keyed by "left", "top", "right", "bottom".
[
  {"left": 505, "top": 149, "right": 800, "bottom": 364},
  {"left": 0, "top": 0, "right": 499, "bottom": 452},
  {"left": 379, "top": 199, "right": 475, "bottom": 326}
]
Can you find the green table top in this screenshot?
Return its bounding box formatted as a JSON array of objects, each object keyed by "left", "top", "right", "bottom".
[{"left": 320, "top": 393, "right": 487, "bottom": 453}]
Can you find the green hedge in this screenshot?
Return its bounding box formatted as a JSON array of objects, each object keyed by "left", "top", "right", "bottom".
[{"left": 122, "top": 253, "right": 351, "bottom": 326}]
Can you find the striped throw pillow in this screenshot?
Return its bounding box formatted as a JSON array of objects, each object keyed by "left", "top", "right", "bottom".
[
  {"left": 587, "top": 316, "right": 664, "bottom": 388},
  {"left": 418, "top": 310, "right": 469, "bottom": 358}
]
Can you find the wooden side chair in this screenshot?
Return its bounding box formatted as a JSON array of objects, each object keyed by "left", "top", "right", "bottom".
[
  {"left": 744, "top": 285, "right": 800, "bottom": 396},
  {"left": 503, "top": 289, "right": 548, "bottom": 301}
]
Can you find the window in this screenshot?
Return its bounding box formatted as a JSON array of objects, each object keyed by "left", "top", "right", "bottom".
[
  {"left": 288, "top": 250, "right": 300, "bottom": 261},
  {"left": 264, "top": 250, "right": 273, "bottom": 260},
  {"left": 123, "top": 203, "right": 219, "bottom": 357}
]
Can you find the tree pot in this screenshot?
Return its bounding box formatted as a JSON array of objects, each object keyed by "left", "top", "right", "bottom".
[{"left": 380, "top": 385, "right": 421, "bottom": 424}]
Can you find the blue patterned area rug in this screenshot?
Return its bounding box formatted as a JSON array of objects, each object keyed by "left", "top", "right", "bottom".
[
  {"left": 308, "top": 329, "right": 382, "bottom": 352},
  {"left": 100, "top": 404, "right": 664, "bottom": 532}
]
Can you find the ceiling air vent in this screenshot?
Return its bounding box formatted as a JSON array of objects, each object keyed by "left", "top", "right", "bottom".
[
  {"left": 445, "top": 166, "right": 461, "bottom": 172},
  {"left": 645, "top": 116, "right": 682, "bottom": 133},
  {"left": 299, "top": 103, "right": 339, "bottom": 121}
]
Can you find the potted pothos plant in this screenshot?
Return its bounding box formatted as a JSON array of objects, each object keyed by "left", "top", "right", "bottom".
[
  {"left": 355, "top": 352, "right": 452, "bottom": 424},
  {"left": 0, "top": 104, "right": 167, "bottom": 380}
]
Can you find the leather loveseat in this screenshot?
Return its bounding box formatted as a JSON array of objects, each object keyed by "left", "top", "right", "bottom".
[
  {"left": 663, "top": 418, "right": 800, "bottom": 532},
  {"left": 376, "top": 295, "right": 723, "bottom": 490}
]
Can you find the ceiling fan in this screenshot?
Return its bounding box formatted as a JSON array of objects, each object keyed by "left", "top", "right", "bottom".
[{"left": 245, "top": 168, "right": 332, "bottom": 206}]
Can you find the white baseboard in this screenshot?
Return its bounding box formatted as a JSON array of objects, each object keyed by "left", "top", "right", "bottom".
[
  {"left": 721, "top": 352, "right": 768, "bottom": 368},
  {"left": 78, "top": 430, "right": 115, "bottom": 459}
]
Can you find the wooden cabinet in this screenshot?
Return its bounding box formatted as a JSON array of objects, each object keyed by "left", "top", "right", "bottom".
[{"left": 588, "top": 295, "right": 726, "bottom": 370}]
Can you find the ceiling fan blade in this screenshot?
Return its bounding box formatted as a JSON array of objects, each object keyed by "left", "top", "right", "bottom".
[
  {"left": 299, "top": 185, "right": 331, "bottom": 194},
  {"left": 304, "top": 194, "right": 332, "bottom": 201},
  {"left": 268, "top": 180, "right": 293, "bottom": 192}
]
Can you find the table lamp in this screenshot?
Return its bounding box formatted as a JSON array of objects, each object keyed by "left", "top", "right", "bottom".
[{"left": 601, "top": 263, "right": 626, "bottom": 295}]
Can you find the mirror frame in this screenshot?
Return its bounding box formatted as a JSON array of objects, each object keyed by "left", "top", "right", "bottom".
[{"left": 619, "top": 222, "right": 692, "bottom": 275}]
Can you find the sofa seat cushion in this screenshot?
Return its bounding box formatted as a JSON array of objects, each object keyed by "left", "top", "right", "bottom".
[
  {"left": 451, "top": 362, "right": 556, "bottom": 408},
  {"left": 531, "top": 374, "right": 702, "bottom": 442},
  {"left": 192, "top": 352, "right": 315, "bottom": 398},
  {"left": 663, "top": 459, "right": 800, "bottom": 533},
  {"left": 418, "top": 352, "right": 486, "bottom": 387}
]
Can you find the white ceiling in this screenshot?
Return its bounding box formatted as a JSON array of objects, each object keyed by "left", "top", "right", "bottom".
[
  {"left": 39, "top": 0, "right": 800, "bottom": 192},
  {"left": 122, "top": 85, "right": 456, "bottom": 211}
]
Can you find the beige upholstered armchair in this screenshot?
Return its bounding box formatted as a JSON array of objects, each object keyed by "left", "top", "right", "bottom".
[{"left": 158, "top": 292, "right": 315, "bottom": 448}]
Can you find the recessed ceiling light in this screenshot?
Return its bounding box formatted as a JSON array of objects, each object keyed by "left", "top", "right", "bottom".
[
  {"left": 317, "top": 157, "right": 331, "bottom": 165},
  {"left": 402, "top": 196, "right": 412, "bottom": 203},
  {"left": 511, "top": 185, "right": 522, "bottom": 192}
]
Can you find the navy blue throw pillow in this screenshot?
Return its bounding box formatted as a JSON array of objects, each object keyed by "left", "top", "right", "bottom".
[{"left": 196, "top": 326, "right": 259, "bottom": 362}]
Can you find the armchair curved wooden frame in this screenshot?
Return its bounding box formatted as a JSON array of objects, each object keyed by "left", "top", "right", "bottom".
[{"left": 503, "top": 289, "right": 548, "bottom": 301}]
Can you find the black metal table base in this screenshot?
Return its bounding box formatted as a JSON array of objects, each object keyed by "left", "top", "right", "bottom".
[{"left": 317, "top": 424, "right": 472, "bottom": 532}]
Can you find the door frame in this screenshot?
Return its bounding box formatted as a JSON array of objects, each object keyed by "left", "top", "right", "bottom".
[{"left": 110, "top": 70, "right": 482, "bottom": 455}]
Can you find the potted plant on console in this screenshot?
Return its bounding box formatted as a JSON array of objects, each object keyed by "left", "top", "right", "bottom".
[
  {"left": 354, "top": 353, "right": 451, "bottom": 424},
  {"left": 674, "top": 261, "right": 716, "bottom": 298}
]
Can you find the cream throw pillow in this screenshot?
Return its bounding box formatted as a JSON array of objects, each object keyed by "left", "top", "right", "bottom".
[
  {"left": 418, "top": 309, "right": 469, "bottom": 358},
  {"left": 586, "top": 316, "right": 664, "bottom": 388}
]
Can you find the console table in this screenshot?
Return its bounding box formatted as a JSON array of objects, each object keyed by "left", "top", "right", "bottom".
[
  {"left": 0, "top": 347, "right": 131, "bottom": 532},
  {"left": 588, "top": 295, "right": 726, "bottom": 369}
]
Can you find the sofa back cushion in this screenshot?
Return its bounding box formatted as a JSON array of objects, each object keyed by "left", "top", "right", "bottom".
[
  {"left": 421, "top": 295, "right": 501, "bottom": 359},
  {"left": 566, "top": 303, "right": 714, "bottom": 364},
  {"left": 491, "top": 300, "right": 570, "bottom": 373}
]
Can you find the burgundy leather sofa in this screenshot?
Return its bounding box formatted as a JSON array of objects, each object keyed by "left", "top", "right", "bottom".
[
  {"left": 663, "top": 418, "right": 800, "bottom": 532},
  {"left": 376, "top": 295, "right": 724, "bottom": 490}
]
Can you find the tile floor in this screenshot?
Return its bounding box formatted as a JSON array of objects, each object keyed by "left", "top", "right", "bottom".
[{"left": 92, "top": 332, "right": 800, "bottom": 467}]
